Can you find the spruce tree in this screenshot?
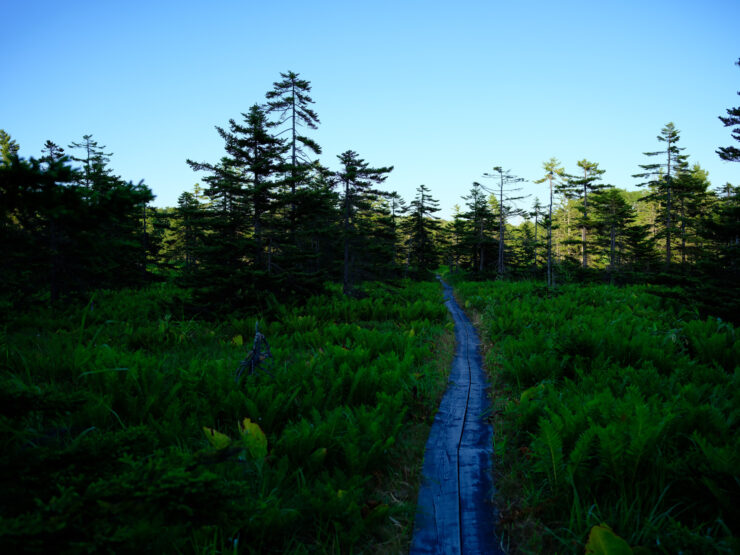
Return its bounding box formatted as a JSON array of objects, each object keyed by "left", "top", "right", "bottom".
[
  {"left": 717, "top": 58, "right": 740, "bottom": 162},
  {"left": 265, "top": 71, "right": 321, "bottom": 214},
  {"left": 534, "top": 158, "right": 565, "bottom": 287},
  {"left": 702, "top": 183, "right": 739, "bottom": 278},
  {"left": 633, "top": 122, "right": 688, "bottom": 267},
  {"left": 402, "top": 184, "right": 442, "bottom": 278},
  {"left": 482, "top": 166, "right": 526, "bottom": 275},
  {"left": 40, "top": 140, "right": 66, "bottom": 166},
  {"left": 446, "top": 205, "right": 468, "bottom": 272},
  {"left": 66, "top": 135, "right": 154, "bottom": 289},
  {"left": 68, "top": 134, "right": 113, "bottom": 189},
  {"left": 563, "top": 159, "right": 606, "bottom": 268},
  {"left": 461, "top": 182, "right": 495, "bottom": 273},
  {"left": 335, "top": 150, "right": 393, "bottom": 294},
  {"left": 673, "top": 163, "right": 711, "bottom": 266},
  {"left": 188, "top": 104, "right": 288, "bottom": 295},
  {"left": 0, "top": 129, "right": 20, "bottom": 166},
  {"left": 590, "top": 188, "right": 638, "bottom": 283},
  {"left": 529, "top": 197, "right": 547, "bottom": 272}
]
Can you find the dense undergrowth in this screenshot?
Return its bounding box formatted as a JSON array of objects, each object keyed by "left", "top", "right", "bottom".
[
  {"left": 452, "top": 278, "right": 740, "bottom": 554},
  {"left": 0, "top": 280, "right": 453, "bottom": 553}
]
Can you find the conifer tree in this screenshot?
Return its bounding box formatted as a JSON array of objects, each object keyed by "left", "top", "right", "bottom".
[
  {"left": 529, "top": 197, "right": 546, "bottom": 271},
  {"left": 701, "top": 183, "right": 740, "bottom": 278},
  {"left": 66, "top": 135, "right": 153, "bottom": 289},
  {"left": 446, "top": 205, "right": 468, "bottom": 272},
  {"left": 482, "top": 166, "right": 526, "bottom": 275},
  {"left": 386, "top": 191, "right": 407, "bottom": 268},
  {"left": 461, "top": 182, "right": 495, "bottom": 272},
  {"left": 717, "top": 58, "right": 740, "bottom": 162},
  {"left": 563, "top": 159, "right": 606, "bottom": 268},
  {"left": 40, "top": 140, "right": 66, "bottom": 166},
  {"left": 335, "top": 150, "right": 393, "bottom": 294},
  {"left": 633, "top": 122, "right": 688, "bottom": 267},
  {"left": 534, "top": 158, "right": 565, "bottom": 287},
  {"left": 68, "top": 134, "right": 113, "bottom": 189},
  {"left": 0, "top": 130, "right": 20, "bottom": 165},
  {"left": 265, "top": 71, "right": 321, "bottom": 213},
  {"left": 673, "top": 163, "right": 711, "bottom": 265},
  {"left": 402, "top": 184, "right": 442, "bottom": 277},
  {"left": 188, "top": 104, "right": 288, "bottom": 291}
]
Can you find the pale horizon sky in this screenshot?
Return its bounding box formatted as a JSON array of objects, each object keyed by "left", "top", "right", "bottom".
[{"left": 3, "top": 0, "right": 738, "bottom": 219}]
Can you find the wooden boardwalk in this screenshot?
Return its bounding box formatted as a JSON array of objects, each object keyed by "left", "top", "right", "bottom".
[{"left": 410, "top": 278, "right": 503, "bottom": 554}]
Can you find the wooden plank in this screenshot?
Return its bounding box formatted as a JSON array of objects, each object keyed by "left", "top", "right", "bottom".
[{"left": 410, "top": 279, "right": 503, "bottom": 554}]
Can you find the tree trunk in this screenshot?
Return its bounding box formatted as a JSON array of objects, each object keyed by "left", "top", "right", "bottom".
[
  {"left": 342, "top": 179, "right": 351, "bottom": 295},
  {"left": 498, "top": 176, "right": 505, "bottom": 275},
  {"left": 547, "top": 175, "right": 553, "bottom": 288}
]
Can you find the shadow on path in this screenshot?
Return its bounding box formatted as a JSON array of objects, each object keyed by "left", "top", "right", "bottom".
[{"left": 410, "top": 277, "right": 503, "bottom": 554}]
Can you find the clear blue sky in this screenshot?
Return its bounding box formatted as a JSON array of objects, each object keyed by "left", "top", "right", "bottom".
[{"left": 3, "top": 0, "right": 738, "bottom": 218}]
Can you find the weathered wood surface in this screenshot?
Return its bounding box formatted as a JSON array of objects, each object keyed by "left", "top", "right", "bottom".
[{"left": 410, "top": 278, "right": 502, "bottom": 554}]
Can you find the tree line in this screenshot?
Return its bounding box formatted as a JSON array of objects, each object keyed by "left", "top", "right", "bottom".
[{"left": 1, "top": 61, "right": 738, "bottom": 315}]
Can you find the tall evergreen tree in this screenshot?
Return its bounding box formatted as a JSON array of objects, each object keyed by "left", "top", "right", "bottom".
[
  {"left": 265, "top": 71, "right": 321, "bottom": 200},
  {"left": 563, "top": 159, "right": 606, "bottom": 268},
  {"left": 717, "top": 58, "right": 740, "bottom": 162},
  {"left": 446, "top": 204, "right": 468, "bottom": 272},
  {"left": 673, "top": 163, "right": 711, "bottom": 266},
  {"left": 529, "top": 197, "right": 546, "bottom": 272},
  {"left": 335, "top": 150, "right": 392, "bottom": 294},
  {"left": 187, "top": 105, "right": 288, "bottom": 308},
  {"left": 40, "top": 140, "right": 66, "bottom": 166},
  {"left": 68, "top": 134, "right": 113, "bottom": 189},
  {"left": 633, "top": 122, "right": 688, "bottom": 267},
  {"left": 402, "top": 184, "right": 442, "bottom": 277},
  {"left": 534, "top": 158, "right": 565, "bottom": 287},
  {"left": 702, "top": 183, "right": 740, "bottom": 278},
  {"left": 265, "top": 70, "right": 323, "bottom": 264},
  {"left": 1, "top": 145, "right": 152, "bottom": 301},
  {"left": 0, "top": 129, "right": 20, "bottom": 166},
  {"left": 386, "top": 191, "right": 407, "bottom": 268},
  {"left": 590, "top": 188, "right": 634, "bottom": 282},
  {"left": 461, "top": 182, "right": 495, "bottom": 273},
  {"left": 482, "top": 166, "right": 526, "bottom": 275}
]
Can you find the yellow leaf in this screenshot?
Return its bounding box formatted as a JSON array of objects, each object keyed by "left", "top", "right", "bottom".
[
  {"left": 232, "top": 334, "right": 243, "bottom": 346},
  {"left": 238, "top": 418, "right": 268, "bottom": 459},
  {"left": 585, "top": 523, "right": 633, "bottom": 555},
  {"left": 203, "top": 426, "right": 231, "bottom": 450},
  {"left": 337, "top": 489, "right": 346, "bottom": 499}
]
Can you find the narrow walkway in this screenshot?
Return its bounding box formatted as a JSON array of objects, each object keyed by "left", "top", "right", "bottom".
[{"left": 410, "top": 278, "right": 502, "bottom": 554}]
